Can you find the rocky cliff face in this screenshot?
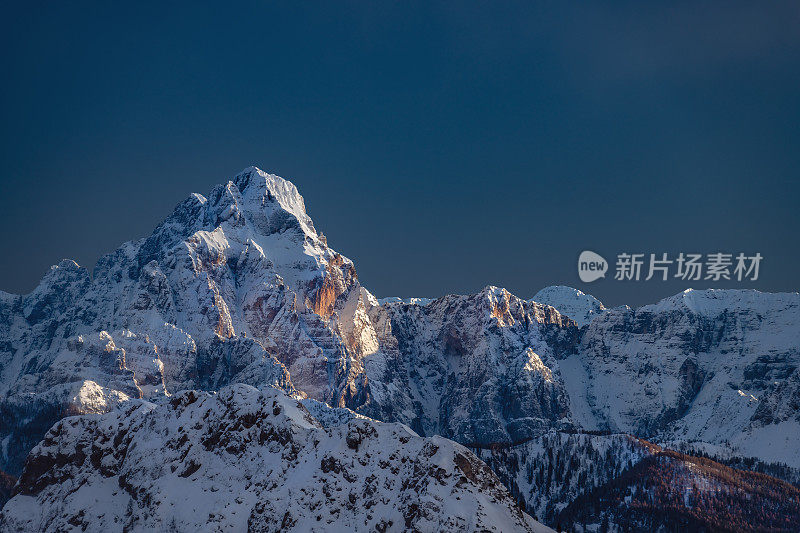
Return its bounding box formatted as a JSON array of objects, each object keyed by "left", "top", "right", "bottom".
[
  {"left": 357, "top": 287, "right": 580, "bottom": 445},
  {"left": 563, "top": 289, "right": 800, "bottom": 467},
  {"left": 0, "top": 384, "right": 549, "bottom": 533}
]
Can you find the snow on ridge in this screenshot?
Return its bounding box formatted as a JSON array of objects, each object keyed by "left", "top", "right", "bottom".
[
  {"left": 377, "top": 296, "right": 433, "bottom": 306},
  {"left": 377, "top": 285, "right": 510, "bottom": 307},
  {"left": 641, "top": 288, "right": 800, "bottom": 316},
  {"left": 0, "top": 384, "right": 550, "bottom": 532},
  {"left": 299, "top": 397, "right": 372, "bottom": 428},
  {"left": 12, "top": 166, "right": 346, "bottom": 299},
  {"left": 532, "top": 285, "right": 606, "bottom": 327},
  {"left": 233, "top": 166, "right": 314, "bottom": 232}
]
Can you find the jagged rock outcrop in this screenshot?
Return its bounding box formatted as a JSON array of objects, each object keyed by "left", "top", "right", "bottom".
[
  {"left": 357, "top": 287, "right": 580, "bottom": 445},
  {"left": 0, "top": 384, "right": 550, "bottom": 533}
]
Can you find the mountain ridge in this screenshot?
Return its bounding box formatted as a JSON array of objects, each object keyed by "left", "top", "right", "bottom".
[
  {"left": 1, "top": 166, "right": 798, "bottom": 531},
  {"left": 0, "top": 384, "right": 551, "bottom": 532}
]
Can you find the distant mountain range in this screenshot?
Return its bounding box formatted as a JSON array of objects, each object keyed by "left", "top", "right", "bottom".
[{"left": 1, "top": 167, "right": 798, "bottom": 531}]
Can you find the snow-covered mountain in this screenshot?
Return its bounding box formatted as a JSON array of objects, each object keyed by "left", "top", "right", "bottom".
[
  {"left": 531, "top": 286, "right": 606, "bottom": 327},
  {"left": 1, "top": 167, "right": 799, "bottom": 530},
  {"left": 360, "top": 283, "right": 800, "bottom": 468},
  {"left": 0, "top": 169, "right": 584, "bottom": 475},
  {"left": 0, "top": 384, "right": 550, "bottom": 532},
  {"left": 564, "top": 288, "right": 800, "bottom": 468},
  {"left": 0, "top": 167, "right": 373, "bottom": 475}
]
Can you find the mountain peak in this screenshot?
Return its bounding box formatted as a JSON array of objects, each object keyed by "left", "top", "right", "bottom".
[
  {"left": 34, "top": 259, "right": 89, "bottom": 292},
  {"left": 532, "top": 285, "right": 605, "bottom": 327},
  {"left": 234, "top": 166, "right": 305, "bottom": 208}
]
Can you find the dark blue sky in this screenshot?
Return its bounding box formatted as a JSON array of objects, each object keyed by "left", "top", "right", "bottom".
[{"left": 1, "top": 2, "right": 798, "bottom": 307}]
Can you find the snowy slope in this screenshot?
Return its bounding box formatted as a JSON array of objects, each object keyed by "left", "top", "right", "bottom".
[{"left": 0, "top": 384, "right": 551, "bottom": 533}]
